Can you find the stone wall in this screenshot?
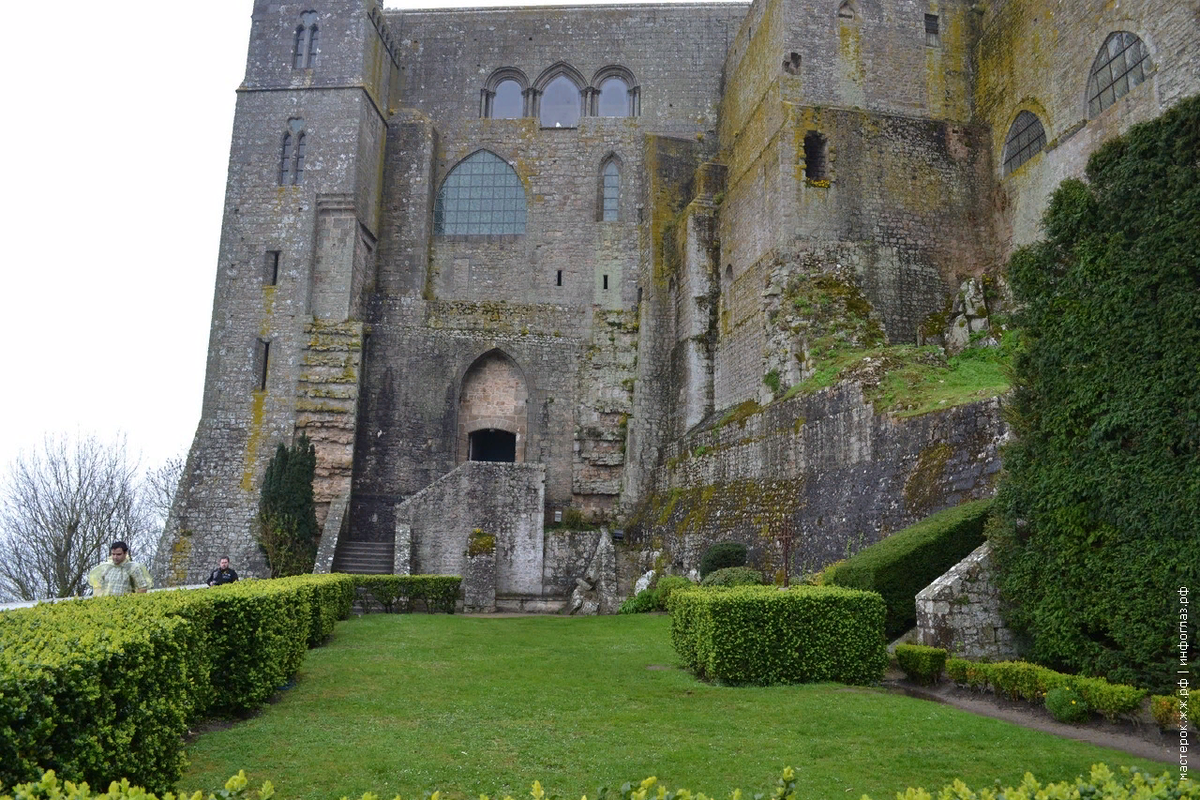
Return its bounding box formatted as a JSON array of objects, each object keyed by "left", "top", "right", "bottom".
[
  {"left": 916, "top": 542, "right": 1020, "bottom": 661},
  {"left": 627, "top": 384, "right": 1005, "bottom": 578},
  {"left": 395, "top": 461, "right": 545, "bottom": 598}
]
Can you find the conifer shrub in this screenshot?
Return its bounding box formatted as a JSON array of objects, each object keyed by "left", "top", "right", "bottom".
[
  {"left": 823, "top": 499, "right": 992, "bottom": 638},
  {"left": 698, "top": 541, "right": 748, "bottom": 578},
  {"left": 1044, "top": 687, "right": 1090, "bottom": 723},
  {"left": 990, "top": 94, "right": 1200, "bottom": 693},
  {"left": 669, "top": 585, "right": 888, "bottom": 685},
  {"left": 256, "top": 435, "right": 319, "bottom": 578},
  {"left": 700, "top": 566, "right": 763, "bottom": 587},
  {"left": 894, "top": 643, "right": 947, "bottom": 685}
]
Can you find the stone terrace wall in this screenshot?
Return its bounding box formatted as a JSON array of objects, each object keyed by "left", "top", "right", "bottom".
[
  {"left": 627, "top": 384, "right": 1005, "bottom": 578},
  {"left": 917, "top": 542, "right": 1020, "bottom": 661}
]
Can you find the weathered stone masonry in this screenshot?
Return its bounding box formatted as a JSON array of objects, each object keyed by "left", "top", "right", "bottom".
[{"left": 158, "top": 0, "right": 1197, "bottom": 607}]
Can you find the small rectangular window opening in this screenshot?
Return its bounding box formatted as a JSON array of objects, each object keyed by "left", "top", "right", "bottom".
[
  {"left": 554, "top": 510, "right": 563, "bottom": 523},
  {"left": 265, "top": 251, "right": 280, "bottom": 285},
  {"left": 925, "top": 14, "right": 940, "bottom": 47},
  {"left": 556, "top": 270, "right": 563, "bottom": 286},
  {"left": 804, "top": 131, "right": 827, "bottom": 181},
  {"left": 602, "top": 274, "right": 609, "bottom": 290}
]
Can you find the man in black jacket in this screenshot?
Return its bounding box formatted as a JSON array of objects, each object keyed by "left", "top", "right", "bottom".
[{"left": 207, "top": 556, "right": 239, "bottom": 586}]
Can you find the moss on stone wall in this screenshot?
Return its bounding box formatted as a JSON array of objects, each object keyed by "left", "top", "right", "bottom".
[{"left": 904, "top": 441, "right": 953, "bottom": 515}]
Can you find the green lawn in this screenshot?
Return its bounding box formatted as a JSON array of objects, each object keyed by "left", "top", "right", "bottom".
[{"left": 182, "top": 615, "right": 1164, "bottom": 800}]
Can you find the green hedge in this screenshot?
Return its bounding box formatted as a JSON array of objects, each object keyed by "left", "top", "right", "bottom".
[
  {"left": 893, "top": 644, "right": 946, "bottom": 685},
  {"left": 5, "top": 764, "right": 1190, "bottom": 800},
  {"left": 944, "top": 657, "right": 1148, "bottom": 721},
  {"left": 824, "top": 499, "right": 992, "bottom": 638},
  {"left": 356, "top": 574, "right": 462, "bottom": 613},
  {"left": 668, "top": 585, "right": 888, "bottom": 685},
  {"left": 0, "top": 574, "right": 359, "bottom": 793},
  {"left": 700, "top": 566, "right": 763, "bottom": 587}
]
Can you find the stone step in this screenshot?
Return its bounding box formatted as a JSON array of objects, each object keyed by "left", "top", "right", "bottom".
[{"left": 332, "top": 541, "right": 394, "bottom": 574}]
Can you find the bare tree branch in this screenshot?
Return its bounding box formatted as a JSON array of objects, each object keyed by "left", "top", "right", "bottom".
[{"left": 0, "top": 434, "right": 156, "bottom": 601}]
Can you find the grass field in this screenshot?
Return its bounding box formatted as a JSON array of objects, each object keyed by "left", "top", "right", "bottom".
[{"left": 182, "top": 614, "right": 1164, "bottom": 800}]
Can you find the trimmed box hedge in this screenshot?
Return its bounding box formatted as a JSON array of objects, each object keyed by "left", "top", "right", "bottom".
[
  {"left": 5, "top": 763, "right": 1189, "bottom": 800},
  {"left": 357, "top": 574, "right": 462, "bottom": 613},
  {"left": 894, "top": 643, "right": 947, "bottom": 685},
  {"left": 0, "top": 574, "right": 361, "bottom": 793},
  {"left": 823, "top": 498, "right": 992, "bottom": 638},
  {"left": 669, "top": 585, "right": 888, "bottom": 685},
  {"left": 944, "top": 656, "right": 1148, "bottom": 721}
]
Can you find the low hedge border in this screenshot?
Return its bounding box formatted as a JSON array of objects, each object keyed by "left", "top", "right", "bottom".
[
  {"left": 669, "top": 585, "right": 888, "bottom": 685},
  {"left": 0, "top": 573, "right": 442, "bottom": 794},
  {"left": 823, "top": 498, "right": 992, "bottom": 638},
  {"left": 944, "top": 656, "right": 1148, "bottom": 721},
  {"left": 894, "top": 643, "right": 946, "bottom": 685},
  {"left": 3, "top": 764, "right": 1190, "bottom": 800},
  {"left": 356, "top": 575, "right": 462, "bottom": 613}
]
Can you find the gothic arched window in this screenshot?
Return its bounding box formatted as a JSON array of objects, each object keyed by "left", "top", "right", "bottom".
[
  {"left": 292, "top": 11, "right": 319, "bottom": 69},
  {"left": 1087, "top": 31, "right": 1151, "bottom": 117},
  {"left": 1002, "top": 111, "right": 1047, "bottom": 176},
  {"left": 435, "top": 151, "right": 527, "bottom": 235},
  {"left": 279, "top": 119, "right": 306, "bottom": 185},
  {"left": 597, "top": 77, "right": 629, "bottom": 117}
]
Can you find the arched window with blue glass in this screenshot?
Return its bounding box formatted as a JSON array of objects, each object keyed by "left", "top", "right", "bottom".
[
  {"left": 591, "top": 66, "right": 640, "bottom": 117},
  {"left": 434, "top": 151, "right": 527, "bottom": 236},
  {"left": 599, "top": 155, "right": 621, "bottom": 222}
]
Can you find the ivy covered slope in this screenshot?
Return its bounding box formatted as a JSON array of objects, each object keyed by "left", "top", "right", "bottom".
[{"left": 990, "top": 94, "right": 1200, "bottom": 692}]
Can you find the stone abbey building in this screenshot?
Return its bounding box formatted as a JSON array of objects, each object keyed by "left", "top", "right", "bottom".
[{"left": 157, "top": 0, "right": 1199, "bottom": 608}]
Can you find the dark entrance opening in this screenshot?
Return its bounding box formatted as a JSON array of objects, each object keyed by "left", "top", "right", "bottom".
[{"left": 469, "top": 428, "right": 516, "bottom": 462}]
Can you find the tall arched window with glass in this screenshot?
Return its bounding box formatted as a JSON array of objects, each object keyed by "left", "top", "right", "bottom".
[
  {"left": 596, "top": 77, "right": 629, "bottom": 117},
  {"left": 435, "top": 151, "right": 527, "bottom": 235},
  {"left": 601, "top": 161, "right": 619, "bottom": 221}
]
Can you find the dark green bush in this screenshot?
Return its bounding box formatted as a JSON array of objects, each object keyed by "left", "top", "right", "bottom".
[
  {"left": 701, "top": 566, "right": 763, "bottom": 587},
  {"left": 669, "top": 585, "right": 888, "bottom": 685},
  {"left": 893, "top": 644, "right": 946, "bottom": 685},
  {"left": 824, "top": 499, "right": 992, "bottom": 638},
  {"left": 991, "top": 94, "right": 1200, "bottom": 693},
  {"left": 698, "top": 541, "right": 748, "bottom": 578},
  {"left": 1044, "top": 688, "right": 1090, "bottom": 723},
  {"left": 256, "top": 435, "right": 319, "bottom": 577},
  {"left": 619, "top": 574, "right": 696, "bottom": 614}
]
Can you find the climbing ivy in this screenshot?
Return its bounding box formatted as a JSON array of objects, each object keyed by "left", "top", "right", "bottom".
[{"left": 990, "top": 94, "right": 1200, "bottom": 693}]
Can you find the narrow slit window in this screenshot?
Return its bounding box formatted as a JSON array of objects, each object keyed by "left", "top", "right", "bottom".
[
  {"left": 556, "top": 270, "right": 563, "bottom": 286},
  {"left": 925, "top": 14, "right": 940, "bottom": 47},
  {"left": 280, "top": 119, "right": 305, "bottom": 185},
  {"left": 256, "top": 339, "right": 271, "bottom": 392},
  {"left": 306, "top": 25, "right": 319, "bottom": 68},
  {"left": 265, "top": 250, "right": 281, "bottom": 285},
  {"left": 603, "top": 274, "right": 609, "bottom": 290},
  {"left": 293, "top": 132, "right": 306, "bottom": 184},
  {"left": 292, "top": 27, "right": 306, "bottom": 69},
  {"left": 280, "top": 133, "right": 293, "bottom": 185},
  {"left": 601, "top": 160, "right": 619, "bottom": 221},
  {"left": 804, "top": 131, "right": 827, "bottom": 181}
]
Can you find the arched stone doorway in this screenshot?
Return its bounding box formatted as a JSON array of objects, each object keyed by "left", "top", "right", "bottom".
[{"left": 458, "top": 350, "right": 528, "bottom": 463}]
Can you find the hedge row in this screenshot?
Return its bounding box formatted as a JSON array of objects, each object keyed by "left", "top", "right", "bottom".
[
  {"left": 356, "top": 575, "right": 462, "bottom": 613},
  {"left": 945, "top": 657, "right": 1147, "bottom": 720},
  {"left": 0, "top": 575, "right": 358, "bottom": 794},
  {"left": 823, "top": 498, "right": 991, "bottom": 638},
  {"left": 5, "top": 764, "right": 1190, "bottom": 800},
  {"left": 894, "top": 643, "right": 947, "bottom": 685},
  {"left": 669, "top": 585, "right": 888, "bottom": 685}
]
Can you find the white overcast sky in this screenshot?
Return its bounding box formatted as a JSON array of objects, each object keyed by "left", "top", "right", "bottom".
[{"left": 0, "top": 0, "right": 737, "bottom": 480}]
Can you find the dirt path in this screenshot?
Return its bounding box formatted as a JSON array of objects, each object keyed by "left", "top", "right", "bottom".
[{"left": 883, "top": 676, "right": 1177, "bottom": 763}]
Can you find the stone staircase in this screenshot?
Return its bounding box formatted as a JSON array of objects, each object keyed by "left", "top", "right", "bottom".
[{"left": 331, "top": 540, "right": 394, "bottom": 574}]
